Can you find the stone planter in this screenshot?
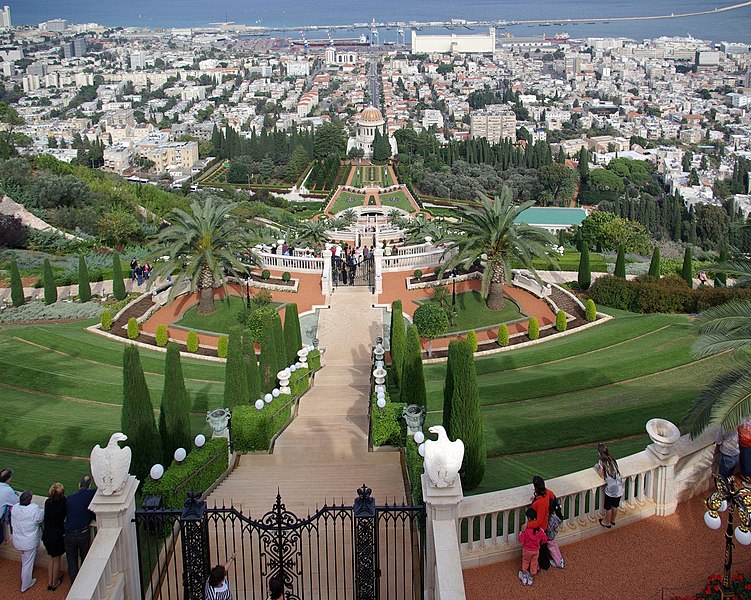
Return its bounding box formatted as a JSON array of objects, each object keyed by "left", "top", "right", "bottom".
[
  {"left": 402, "top": 404, "right": 426, "bottom": 434},
  {"left": 278, "top": 368, "right": 291, "bottom": 395},
  {"left": 297, "top": 348, "right": 309, "bottom": 369},
  {"left": 372, "top": 368, "right": 387, "bottom": 385},
  {"left": 646, "top": 418, "right": 681, "bottom": 459},
  {"left": 207, "top": 408, "right": 231, "bottom": 437}
]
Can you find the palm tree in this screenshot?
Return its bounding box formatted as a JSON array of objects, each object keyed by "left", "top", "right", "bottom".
[
  {"left": 293, "top": 220, "right": 330, "bottom": 247},
  {"left": 441, "top": 188, "right": 558, "bottom": 310},
  {"left": 148, "top": 197, "right": 257, "bottom": 314},
  {"left": 405, "top": 214, "right": 445, "bottom": 244},
  {"left": 339, "top": 209, "right": 357, "bottom": 227}
]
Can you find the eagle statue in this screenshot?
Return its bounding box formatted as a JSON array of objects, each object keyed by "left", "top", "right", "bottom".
[
  {"left": 90, "top": 432, "right": 132, "bottom": 496},
  {"left": 423, "top": 425, "right": 464, "bottom": 488}
]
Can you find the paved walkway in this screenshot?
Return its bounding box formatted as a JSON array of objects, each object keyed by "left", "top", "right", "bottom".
[
  {"left": 0, "top": 278, "right": 141, "bottom": 304},
  {"left": 206, "top": 286, "right": 406, "bottom": 515}
]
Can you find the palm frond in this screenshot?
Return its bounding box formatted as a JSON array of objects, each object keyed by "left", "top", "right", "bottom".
[
  {"left": 682, "top": 368, "right": 751, "bottom": 437},
  {"left": 692, "top": 300, "right": 751, "bottom": 358}
]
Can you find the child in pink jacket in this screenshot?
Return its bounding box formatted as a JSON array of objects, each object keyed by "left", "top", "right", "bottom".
[{"left": 518, "top": 507, "right": 548, "bottom": 586}]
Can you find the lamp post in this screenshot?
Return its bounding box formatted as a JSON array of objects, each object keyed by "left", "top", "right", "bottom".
[
  {"left": 449, "top": 269, "right": 457, "bottom": 327},
  {"left": 244, "top": 273, "right": 251, "bottom": 309},
  {"left": 704, "top": 474, "right": 751, "bottom": 597}
]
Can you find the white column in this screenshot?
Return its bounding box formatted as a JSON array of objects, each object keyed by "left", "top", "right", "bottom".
[
  {"left": 645, "top": 418, "right": 681, "bottom": 516},
  {"left": 373, "top": 247, "right": 383, "bottom": 295},
  {"left": 322, "top": 249, "right": 333, "bottom": 295}
]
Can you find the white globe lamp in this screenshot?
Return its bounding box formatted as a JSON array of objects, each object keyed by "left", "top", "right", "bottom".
[
  {"left": 255, "top": 399, "right": 265, "bottom": 410},
  {"left": 418, "top": 443, "right": 426, "bottom": 457},
  {"left": 173, "top": 448, "right": 187, "bottom": 462},
  {"left": 377, "top": 397, "right": 386, "bottom": 409},
  {"left": 194, "top": 434, "right": 206, "bottom": 448},
  {"left": 272, "top": 388, "right": 280, "bottom": 398},
  {"left": 704, "top": 511, "right": 722, "bottom": 530},
  {"left": 150, "top": 464, "right": 164, "bottom": 480},
  {"left": 414, "top": 431, "right": 425, "bottom": 444},
  {"left": 736, "top": 527, "right": 751, "bottom": 546},
  {"left": 264, "top": 393, "right": 273, "bottom": 403}
]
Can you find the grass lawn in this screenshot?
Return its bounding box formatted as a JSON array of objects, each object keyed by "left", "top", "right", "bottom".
[
  {"left": 422, "top": 309, "right": 733, "bottom": 492},
  {"left": 177, "top": 296, "right": 282, "bottom": 335},
  {"left": 415, "top": 291, "right": 524, "bottom": 333},
  {"left": 330, "top": 192, "right": 366, "bottom": 214},
  {"left": 379, "top": 190, "right": 414, "bottom": 213},
  {"left": 529, "top": 249, "right": 608, "bottom": 272}
]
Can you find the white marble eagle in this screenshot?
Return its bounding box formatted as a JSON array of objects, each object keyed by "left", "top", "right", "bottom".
[
  {"left": 90, "top": 432, "right": 131, "bottom": 495},
  {"left": 424, "top": 425, "right": 464, "bottom": 488}
]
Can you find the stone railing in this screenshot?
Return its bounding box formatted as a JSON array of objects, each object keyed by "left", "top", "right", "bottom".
[
  {"left": 256, "top": 251, "right": 325, "bottom": 273},
  {"left": 511, "top": 270, "right": 552, "bottom": 299},
  {"left": 395, "top": 242, "right": 433, "bottom": 256},
  {"left": 382, "top": 247, "right": 446, "bottom": 272}
]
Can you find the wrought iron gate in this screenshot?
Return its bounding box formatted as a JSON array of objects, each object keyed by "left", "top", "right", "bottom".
[
  {"left": 333, "top": 255, "right": 375, "bottom": 290},
  {"left": 135, "top": 485, "right": 424, "bottom": 600}
]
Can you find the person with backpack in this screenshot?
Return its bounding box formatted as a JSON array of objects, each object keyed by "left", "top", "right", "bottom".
[
  {"left": 545, "top": 497, "right": 565, "bottom": 569},
  {"left": 526, "top": 475, "right": 556, "bottom": 531},
  {"left": 518, "top": 507, "right": 548, "bottom": 586},
  {"left": 595, "top": 443, "right": 624, "bottom": 528}
]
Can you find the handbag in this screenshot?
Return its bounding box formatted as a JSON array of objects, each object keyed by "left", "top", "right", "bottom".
[{"left": 538, "top": 542, "right": 551, "bottom": 571}]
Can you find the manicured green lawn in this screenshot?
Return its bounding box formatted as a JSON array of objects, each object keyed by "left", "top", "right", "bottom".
[
  {"left": 379, "top": 190, "right": 414, "bottom": 213},
  {"left": 0, "top": 450, "right": 90, "bottom": 495},
  {"left": 177, "top": 297, "right": 281, "bottom": 335},
  {"left": 529, "top": 249, "right": 608, "bottom": 272},
  {"left": 330, "top": 192, "right": 366, "bottom": 214},
  {"left": 415, "top": 291, "right": 524, "bottom": 333}
]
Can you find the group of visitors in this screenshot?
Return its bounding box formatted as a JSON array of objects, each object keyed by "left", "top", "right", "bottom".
[
  {"left": 130, "top": 259, "right": 152, "bottom": 286},
  {"left": 330, "top": 243, "right": 374, "bottom": 285},
  {"left": 0, "top": 469, "right": 96, "bottom": 593},
  {"left": 715, "top": 416, "right": 751, "bottom": 479},
  {"left": 517, "top": 444, "right": 623, "bottom": 586}
]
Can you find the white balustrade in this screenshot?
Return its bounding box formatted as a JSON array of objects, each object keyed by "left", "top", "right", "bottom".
[
  {"left": 381, "top": 247, "right": 448, "bottom": 271},
  {"left": 256, "top": 251, "right": 325, "bottom": 273}
]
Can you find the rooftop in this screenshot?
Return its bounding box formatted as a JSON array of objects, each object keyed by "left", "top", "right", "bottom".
[{"left": 515, "top": 207, "right": 587, "bottom": 227}]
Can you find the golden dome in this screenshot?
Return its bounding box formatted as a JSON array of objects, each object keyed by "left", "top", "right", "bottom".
[{"left": 359, "top": 106, "right": 384, "bottom": 124}]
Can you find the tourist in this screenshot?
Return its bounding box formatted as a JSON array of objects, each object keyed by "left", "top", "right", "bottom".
[
  {"left": 595, "top": 443, "right": 624, "bottom": 528},
  {"left": 363, "top": 246, "right": 369, "bottom": 260},
  {"left": 545, "top": 497, "right": 565, "bottom": 569},
  {"left": 737, "top": 417, "right": 751, "bottom": 477},
  {"left": 267, "top": 575, "right": 284, "bottom": 600},
  {"left": 42, "top": 483, "right": 66, "bottom": 591},
  {"left": 0, "top": 468, "right": 19, "bottom": 544},
  {"left": 526, "top": 475, "right": 556, "bottom": 532},
  {"left": 11, "top": 489, "right": 44, "bottom": 593},
  {"left": 144, "top": 262, "right": 152, "bottom": 280},
  {"left": 130, "top": 258, "right": 137, "bottom": 281},
  {"left": 135, "top": 262, "right": 144, "bottom": 286},
  {"left": 699, "top": 271, "right": 708, "bottom": 286},
  {"left": 716, "top": 426, "right": 740, "bottom": 479},
  {"left": 64, "top": 476, "right": 96, "bottom": 583},
  {"left": 205, "top": 552, "right": 236, "bottom": 600},
  {"left": 518, "top": 506, "right": 547, "bottom": 586}
]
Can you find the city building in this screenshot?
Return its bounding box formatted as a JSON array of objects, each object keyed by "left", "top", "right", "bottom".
[
  {"left": 411, "top": 27, "right": 496, "bottom": 54},
  {"left": 0, "top": 5, "right": 10, "bottom": 30},
  {"left": 286, "top": 60, "right": 311, "bottom": 77},
  {"left": 470, "top": 105, "right": 517, "bottom": 144},
  {"left": 422, "top": 109, "right": 444, "bottom": 131},
  {"left": 130, "top": 51, "right": 149, "bottom": 70},
  {"left": 41, "top": 19, "right": 68, "bottom": 32},
  {"left": 325, "top": 47, "right": 358, "bottom": 65},
  {"left": 134, "top": 138, "right": 199, "bottom": 173},
  {"left": 103, "top": 144, "right": 134, "bottom": 175},
  {"left": 347, "top": 106, "right": 397, "bottom": 158},
  {"left": 63, "top": 37, "right": 87, "bottom": 59}
]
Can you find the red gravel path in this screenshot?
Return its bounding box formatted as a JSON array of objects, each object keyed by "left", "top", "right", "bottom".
[
  {"left": 0, "top": 556, "right": 71, "bottom": 599},
  {"left": 464, "top": 494, "right": 751, "bottom": 600}
]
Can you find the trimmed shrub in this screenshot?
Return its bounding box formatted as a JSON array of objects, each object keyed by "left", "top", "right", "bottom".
[
  {"left": 614, "top": 245, "right": 626, "bottom": 279},
  {"left": 9, "top": 259, "right": 24, "bottom": 307},
  {"left": 585, "top": 299, "right": 597, "bottom": 322},
  {"left": 413, "top": 269, "right": 423, "bottom": 280},
  {"left": 101, "top": 309, "right": 112, "bottom": 331},
  {"left": 186, "top": 330, "right": 199, "bottom": 353},
  {"left": 232, "top": 405, "right": 275, "bottom": 452},
  {"left": 578, "top": 242, "right": 591, "bottom": 290},
  {"left": 466, "top": 329, "right": 478, "bottom": 352},
  {"left": 242, "top": 329, "right": 262, "bottom": 401},
  {"left": 261, "top": 269, "right": 271, "bottom": 280},
  {"left": 283, "top": 303, "right": 302, "bottom": 366},
  {"left": 400, "top": 324, "right": 427, "bottom": 408},
  {"left": 281, "top": 271, "right": 291, "bottom": 282},
  {"left": 371, "top": 391, "right": 406, "bottom": 447},
  {"left": 158, "top": 342, "right": 192, "bottom": 465},
  {"left": 682, "top": 246, "right": 693, "bottom": 288},
  {"left": 121, "top": 344, "right": 161, "bottom": 484},
  {"left": 497, "top": 323, "right": 509, "bottom": 347},
  {"left": 527, "top": 317, "right": 539, "bottom": 341},
  {"left": 271, "top": 312, "right": 286, "bottom": 372},
  {"left": 78, "top": 255, "right": 91, "bottom": 302},
  {"left": 217, "top": 335, "right": 229, "bottom": 358},
  {"left": 224, "top": 326, "right": 248, "bottom": 408},
  {"left": 307, "top": 349, "right": 321, "bottom": 371},
  {"left": 648, "top": 247, "right": 661, "bottom": 278},
  {"left": 258, "top": 317, "right": 278, "bottom": 391},
  {"left": 112, "top": 252, "right": 126, "bottom": 300},
  {"left": 442, "top": 340, "right": 459, "bottom": 437},
  {"left": 405, "top": 437, "right": 423, "bottom": 504},
  {"left": 127, "top": 317, "right": 139, "bottom": 340},
  {"left": 715, "top": 247, "right": 729, "bottom": 287},
  {"left": 555, "top": 310, "right": 567, "bottom": 332},
  {"left": 413, "top": 302, "right": 449, "bottom": 357},
  {"left": 142, "top": 438, "right": 227, "bottom": 509},
  {"left": 389, "top": 300, "right": 406, "bottom": 387},
  {"left": 589, "top": 275, "right": 635, "bottom": 310},
  {"left": 241, "top": 304, "right": 277, "bottom": 342},
  {"left": 155, "top": 324, "right": 169, "bottom": 347},
  {"left": 43, "top": 258, "right": 57, "bottom": 305}
]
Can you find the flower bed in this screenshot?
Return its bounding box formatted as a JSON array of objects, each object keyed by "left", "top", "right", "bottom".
[{"left": 671, "top": 573, "right": 751, "bottom": 599}]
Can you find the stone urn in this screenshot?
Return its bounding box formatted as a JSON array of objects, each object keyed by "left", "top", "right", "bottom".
[
  {"left": 297, "top": 348, "right": 309, "bottom": 369},
  {"left": 206, "top": 408, "right": 231, "bottom": 437},
  {"left": 278, "top": 368, "right": 291, "bottom": 395},
  {"left": 403, "top": 404, "right": 426, "bottom": 434},
  {"left": 372, "top": 368, "right": 387, "bottom": 385},
  {"left": 646, "top": 418, "right": 681, "bottom": 459},
  {"left": 374, "top": 345, "right": 386, "bottom": 361}
]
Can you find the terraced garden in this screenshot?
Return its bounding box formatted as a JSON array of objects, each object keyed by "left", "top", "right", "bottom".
[
  {"left": 379, "top": 190, "right": 415, "bottom": 213},
  {"left": 422, "top": 308, "right": 733, "bottom": 493},
  {"left": 0, "top": 320, "right": 226, "bottom": 492},
  {"left": 329, "top": 191, "right": 366, "bottom": 214}
]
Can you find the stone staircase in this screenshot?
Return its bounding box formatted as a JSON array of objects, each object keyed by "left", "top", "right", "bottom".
[{"left": 548, "top": 285, "right": 586, "bottom": 320}]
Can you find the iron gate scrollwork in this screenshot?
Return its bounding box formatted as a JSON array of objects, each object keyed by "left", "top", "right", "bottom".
[
  {"left": 333, "top": 255, "right": 375, "bottom": 289},
  {"left": 134, "top": 485, "right": 424, "bottom": 600}
]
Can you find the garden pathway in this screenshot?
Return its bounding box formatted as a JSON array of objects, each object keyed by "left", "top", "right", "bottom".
[{"left": 206, "top": 286, "right": 407, "bottom": 515}]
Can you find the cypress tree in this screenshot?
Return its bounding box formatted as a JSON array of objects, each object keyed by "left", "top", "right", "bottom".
[
  {"left": 243, "top": 329, "right": 263, "bottom": 401},
  {"left": 121, "top": 344, "right": 161, "bottom": 483},
  {"left": 224, "top": 326, "right": 249, "bottom": 408},
  {"left": 389, "top": 300, "right": 406, "bottom": 387},
  {"left": 271, "top": 312, "right": 286, "bottom": 375},
  {"left": 648, "top": 247, "right": 661, "bottom": 278},
  {"left": 158, "top": 342, "right": 191, "bottom": 465},
  {"left": 614, "top": 245, "right": 626, "bottom": 279},
  {"left": 448, "top": 339, "right": 486, "bottom": 491},
  {"left": 112, "top": 252, "right": 126, "bottom": 300},
  {"left": 283, "top": 303, "right": 302, "bottom": 366},
  {"left": 442, "top": 340, "right": 459, "bottom": 438},
  {"left": 578, "top": 242, "right": 591, "bottom": 290},
  {"left": 9, "top": 259, "right": 24, "bottom": 307},
  {"left": 682, "top": 246, "right": 693, "bottom": 288},
  {"left": 715, "top": 247, "right": 728, "bottom": 287},
  {"left": 43, "top": 258, "right": 57, "bottom": 305},
  {"left": 258, "top": 318, "right": 278, "bottom": 391},
  {"left": 400, "top": 324, "right": 426, "bottom": 408},
  {"left": 78, "top": 255, "right": 91, "bottom": 302}
]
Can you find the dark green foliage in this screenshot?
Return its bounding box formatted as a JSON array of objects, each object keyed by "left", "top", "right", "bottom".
[
  {"left": 414, "top": 269, "right": 423, "bottom": 280},
  {"left": 281, "top": 271, "right": 291, "bottom": 282},
  {"left": 9, "top": 259, "right": 24, "bottom": 306},
  {"left": 389, "top": 301, "right": 406, "bottom": 387},
  {"left": 715, "top": 247, "right": 729, "bottom": 287},
  {"left": 261, "top": 269, "right": 270, "bottom": 280},
  {"left": 242, "top": 329, "right": 263, "bottom": 401},
  {"left": 413, "top": 302, "right": 449, "bottom": 357},
  {"left": 142, "top": 438, "right": 227, "bottom": 509},
  {"left": 401, "top": 324, "right": 427, "bottom": 408},
  {"left": 283, "top": 303, "right": 302, "bottom": 366},
  {"left": 405, "top": 437, "right": 423, "bottom": 504},
  {"left": 158, "top": 343, "right": 192, "bottom": 465},
  {"left": 497, "top": 323, "right": 509, "bottom": 346},
  {"left": 121, "top": 344, "right": 161, "bottom": 484},
  {"left": 648, "top": 247, "right": 661, "bottom": 278},
  {"left": 112, "top": 252, "right": 126, "bottom": 300},
  {"left": 682, "top": 247, "right": 693, "bottom": 288},
  {"left": 527, "top": 317, "right": 539, "bottom": 340},
  {"left": 447, "top": 339, "right": 486, "bottom": 490},
  {"left": 442, "top": 340, "right": 459, "bottom": 437},
  {"left": 78, "top": 255, "right": 91, "bottom": 302},
  {"left": 186, "top": 330, "right": 199, "bottom": 352},
  {"left": 307, "top": 349, "right": 321, "bottom": 371},
  {"left": 127, "top": 317, "right": 139, "bottom": 340},
  {"left": 585, "top": 299, "right": 597, "bottom": 322},
  {"left": 556, "top": 310, "right": 567, "bottom": 332},
  {"left": 371, "top": 391, "right": 406, "bottom": 447},
  {"left": 43, "top": 258, "right": 56, "bottom": 305},
  {"left": 241, "top": 305, "right": 277, "bottom": 342},
  {"left": 578, "top": 242, "right": 591, "bottom": 290},
  {"left": 614, "top": 245, "right": 626, "bottom": 279},
  {"left": 258, "top": 317, "right": 278, "bottom": 391},
  {"left": 224, "top": 326, "right": 249, "bottom": 408},
  {"left": 271, "top": 312, "right": 286, "bottom": 372}
]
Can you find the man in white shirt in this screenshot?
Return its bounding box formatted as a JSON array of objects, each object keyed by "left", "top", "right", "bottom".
[{"left": 11, "top": 489, "right": 44, "bottom": 593}]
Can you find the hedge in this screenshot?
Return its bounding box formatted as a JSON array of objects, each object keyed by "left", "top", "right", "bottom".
[
  {"left": 405, "top": 437, "right": 423, "bottom": 505},
  {"left": 101, "top": 309, "right": 112, "bottom": 331},
  {"left": 43, "top": 259, "right": 57, "bottom": 305},
  {"left": 142, "top": 438, "right": 229, "bottom": 509},
  {"left": 555, "top": 310, "right": 567, "bottom": 332},
  {"left": 217, "top": 335, "right": 229, "bottom": 358},
  {"left": 370, "top": 391, "right": 406, "bottom": 447},
  {"left": 261, "top": 269, "right": 271, "bottom": 280},
  {"left": 127, "top": 317, "right": 139, "bottom": 340},
  {"left": 186, "top": 330, "right": 199, "bottom": 353},
  {"left": 155, "top": 324, "right": 169, "bottom": 347},
  {"left": 78, "top": 255, "right": 91, "bottom": 303},
  {"left": 585, "top": 299, "right": 597, "bottom": 322},
  {"left": 307, "top": 349, "right": 321, "bottom": 371},
  {"left": 497, "top": 323, "right": 509, "bottom": 347},
  {"left": 466, "top": 329, "right": 478, "bottom": 352},
  {"left": 527, "top": 317, "right": 539, "bottom": 340},
  {"left": 9, "top": 259, "right": 24, "bottom": 307}
]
